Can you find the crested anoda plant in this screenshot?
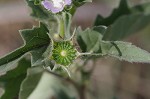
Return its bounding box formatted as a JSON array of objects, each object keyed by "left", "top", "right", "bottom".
[{"left": 0, "top": 0, "right": 150, "bottom": 99}]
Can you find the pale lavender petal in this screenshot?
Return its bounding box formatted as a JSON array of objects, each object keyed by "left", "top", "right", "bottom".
[
  {"left": 51, "top": 6, "right": 64, "bottom": 13},
  {"left": 65, "top": 0, "right": 72, "bottom": 5},
  {"left": 42, "top": 0, "right": 71, "bottom": 13},
  {"left": 41, "top": 0, "right": 54, "bottom": 11},
  {"left": 42, "top": 0, "right": 64, "bottom": 13}
]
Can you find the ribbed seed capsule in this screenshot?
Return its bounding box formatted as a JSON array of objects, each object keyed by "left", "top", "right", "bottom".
[{"left": 51, "top": 41, "right": 77, "bottom": 66}]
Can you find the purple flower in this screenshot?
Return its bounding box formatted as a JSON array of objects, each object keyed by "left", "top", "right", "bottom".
[{"left": 42, "top": 0, "right": 72, "bottom": 13}]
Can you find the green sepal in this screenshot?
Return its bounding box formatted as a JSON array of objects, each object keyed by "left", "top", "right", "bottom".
[{"left": 29, "top": 0, "right": 43, "bottom": 5}]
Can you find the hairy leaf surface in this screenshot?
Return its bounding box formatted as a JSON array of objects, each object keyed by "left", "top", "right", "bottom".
[
  {"left": 20, "top": 67, "right": 79, "bottom": 99},
  {"left": 101, "top": 41, "right": 150, "bottom": 63},
  {"left": 0, "top": 58, "right": 31, "bottom": 99},
  {"left": 102, "top": 14, "right": 150, "bottom": 41},
  {"left": 77, "top": 28, "right": 103, "bottom": 53},
  {"left": 0, "top": 23, "right": 50, "bottom": 74}
]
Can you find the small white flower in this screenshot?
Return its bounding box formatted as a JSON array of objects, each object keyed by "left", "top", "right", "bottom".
[
  {"left": 42, "top": 0, "right": 72, "bottom": 13},
  {"left": 52, "top": 0, "right": 64, "bottom": 8}
]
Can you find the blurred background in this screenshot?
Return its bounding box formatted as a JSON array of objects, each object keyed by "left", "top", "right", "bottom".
[{"left": 0, "top": 0, "right": 150, "bottom": 99}]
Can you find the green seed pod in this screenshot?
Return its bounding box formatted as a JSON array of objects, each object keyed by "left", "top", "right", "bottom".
[{"left": 51, "top": 41, "right": 77, "bottom": 66}]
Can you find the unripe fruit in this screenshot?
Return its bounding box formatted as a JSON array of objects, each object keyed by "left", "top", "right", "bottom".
[{"left": 51, "top": 41, "right": 77, "bottom": 66}]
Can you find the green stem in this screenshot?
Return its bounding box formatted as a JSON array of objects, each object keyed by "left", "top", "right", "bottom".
[{"left": 58, "top": 15, "right": 65, "bottom": 38}]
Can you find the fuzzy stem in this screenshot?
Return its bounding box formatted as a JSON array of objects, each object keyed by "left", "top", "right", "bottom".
[{"left": 57, "top": 15, "right": 65, "bottom": 38}]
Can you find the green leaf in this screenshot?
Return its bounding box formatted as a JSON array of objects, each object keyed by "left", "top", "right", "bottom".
[
  {"left": 131, "top": 2, "right": 150, "bottom": 15},
  {"left": 94, "top": 0, "right": 150, "bottom": 27},
  {"left": 94, "top": 0, "right": 130, "bottom": 26},
  {"left": 21, "top": 23, "right": 49, "bottom": 44},
  {"left": 26, "top": 71, "right": 79, "bottom": 99},
  {"left": 0, "top": 23, "right": 50, "bottom": 74},
  {"left": 77, "top": 28, "right": 103, "bottom": 53},
  {"left": 102, "top": 14, "right": 150, "bottom": 41},
  {"left": 30, "top": 46, "right": 48, "bottom": 66},
  {"left": 0, "top": 48, "right": 27, "bottom": 75},
  {"left": 30, "top": 44, "right": 54, "bottom": 68},
  {"left": 19, "top": 67, "right": 79, "bottom": 99},
  {"left": 0, "top": 58, "right": 31, "bottom": 99},
  {"left": 21, "top": 22, "right": 50, "bottom": 66},
  {"left": 19, "top": 67, "right": 44, "bottom": 99},
  {"left": 92, "top": 25, "right": 107, "bottom": 35},
  {"left": 101, "top": 41, "right": 150, "bottom": 63}
]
